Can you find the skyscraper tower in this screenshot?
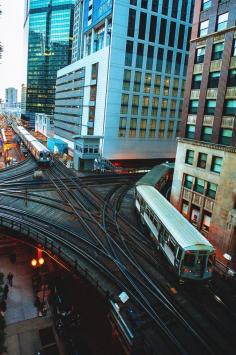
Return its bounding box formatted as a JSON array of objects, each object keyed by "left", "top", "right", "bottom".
[
  {"left": 54, "top": 0, "right": 194, "bottom": 169},
  {"left": 22, "top": 0, "right": 75, "bottom": 128},
  {"left": 171, "top": 0, "right": 236, "bottom": 261}
]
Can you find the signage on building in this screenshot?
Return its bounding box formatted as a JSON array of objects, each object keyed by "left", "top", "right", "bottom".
[{"left": 83, "top": 0, "right": 112, "bottom": 32}]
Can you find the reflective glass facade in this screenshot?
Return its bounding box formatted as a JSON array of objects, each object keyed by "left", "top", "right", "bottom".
[{"left": 22, "top": 0, "right": 75, "bottom": 127}]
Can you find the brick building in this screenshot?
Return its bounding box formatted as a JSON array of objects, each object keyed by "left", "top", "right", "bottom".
[{"left": 171, "top": 0, "right": 236, "bottom": 262}]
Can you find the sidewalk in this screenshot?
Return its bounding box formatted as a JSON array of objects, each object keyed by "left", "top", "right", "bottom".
[{"left": 0, "top": 242, "right": 66, "bottom": 355}]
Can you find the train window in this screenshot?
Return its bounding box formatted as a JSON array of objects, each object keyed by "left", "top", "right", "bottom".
[
  {"left": 183, "top": 253, "right": 195, "bottom": 267},
  {"left": 169, "top": 240, "right": 176, "bottom": 254},
  {"left": 39, "top": 152, "right": 43, "bottom": 158},
  {"left": 176, "top": 248, "right": 182, "bottom": 260}
]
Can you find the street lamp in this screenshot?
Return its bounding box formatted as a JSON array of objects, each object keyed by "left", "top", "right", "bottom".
[{"left": 223, "top": 253, "right": 232, "bottom": 277}]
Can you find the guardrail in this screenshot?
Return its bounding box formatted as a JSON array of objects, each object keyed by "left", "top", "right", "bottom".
[{"left": 0, "top": 214, "right": 111, "bottom": 299}]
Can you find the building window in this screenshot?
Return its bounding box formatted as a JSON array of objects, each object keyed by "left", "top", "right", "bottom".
[
  {"left": 133, "top": 71, "right": 141, "bottom": 92},
  {"left": 185, "top": 150, "right": 194, "bottom": 165},
  {"left": 120, "top": 94, "right": 129, "bottom": 114},
  {"left": 138, "top": 12, "right": 147, "bottom": 40},
  {"left": 186, "top": 124, "right": 195, "bottom": 139},
  {"left": 136, "top": 43, "right": 144, "bottom": 68},
  {"left": 156, "top": 47, "right": 164, "bottom": 71},
  {"left": 140, "top": 119, "right": 147, "bottom": 137},
  {"left": 149, "top": 15, "right": 157, "bottom": 42},
  {"left": 144, "top": 73, "right": 152, "bottom": 93},
  {"left": 125, "top": 41, "right": 133, "bottom": 66},
  {"left": 132, "top": 95, "right": 139, "bottom": 115},
  {"left": 211, "top": 156, "right": 222, "bottom": 174},
  {"left": 141, "top": 0, "right": 148, "bottom": 8},
  {"left": 219, "top": 128, "right": 233, "bottom": 145},
  {"left": 167, "top": 121, "right": 174, "bottom": 138},
  {"left": 153, "top": 75, "right": 161, "bottom": 95},
  {"left": 208, "top": 71, "right": 220, "bottom": 88},
  {"left": 149, "top": 119, "right": 156, "bottom": 137},
  {"left": 152, "top": 97, "right": 158, "bottom": 116},
  {"left": 212, "top": 42, "right": 224, "bottom": 60},
  {"left": 119, "top": 117, "right": 127, "bottom": 137},
  {"left": 227, "top": 69, "right": 236, "bottom": 87},
  {"left": 184, "top": 175, "right": 193, "bottom": 189},
  {"left": 123, "top": 69, "right": 131, "bottom": 91},
  {"left": 205, "top": 100, "right": 216, "bottom": 115},
  {"left": 189, "top": 100, "right": 199, "bottom": 114},
  {"left": 197, "top": 153, "right": 207, "bottom": 169},
  {"left": 192, "top": 74, "right": 202, "bottom": 89},
  {"left": 199, "top": 20, "right": 209, "bottom": 37},
  {"left": 195, "top": 47, "right": 205, "bottom": 64},
  {"left": 169, "top": 22, "right": 176, "bottom": 47},
  {"left": 129, "top": 118, "right": 137, "bottom": 137},
  {"left": 232, "top": 40, "right": 236, "bottom": 57},
  {"left": 217, "top": 12, "right": 228, "bottom": 31},
  {"left": 159, "top": 18, "right": 167, "bottom": 44},
  {"left": 146, "top": 45, "right": 154, "bottom": 70},
  {"left": 158, "top": 120, "right": 165, "bottom": 138},
  {"left": 206, "top": 182, "right": 217, "bottom": 199},
  {"left": 182, "top": 201, "right": 189, "bottom": 217},
  {"left": 202, "top": 0, "right": 211, "bottom": 11},
  {"left": 91, "top": 63, "right": 98, "bottom": 80},
  {"left": 127, "top": 9, "right": 136, "bottom": 37},
  {"left": 194, "top": 178, "right": 205, "bottom": 194},
  {"left": 161, "top": 99, "right": 168, "bottom": 117},
  {"left": 201, "top": 126, "right": 212, "bottom": 142},
  {"left": 202, "top": 212, "right": 211, "bottom": 233},
  {"left": 191, "top": 206, "right": 200, "bottom": 226},
  {"left": 223, "top": 100, "right": 236, "bottom": 116},
  {"left": 142, "top": 96, "right": 149, "bottom": 115}
]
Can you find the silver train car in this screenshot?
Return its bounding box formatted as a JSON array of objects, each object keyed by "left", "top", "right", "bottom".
[
  {"left": 135, "top": 185, "right": 215, "bottom": 281},
  {"left": 13, "top": 125, "right": 51, "bottom": 164}
]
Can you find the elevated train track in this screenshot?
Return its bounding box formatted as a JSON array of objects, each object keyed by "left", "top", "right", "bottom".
[{"left": 0, "top": 157, "right": 236, "bottom": 353}]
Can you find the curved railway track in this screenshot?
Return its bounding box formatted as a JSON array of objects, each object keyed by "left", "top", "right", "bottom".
[{"left": 0, "top": 158, "right": 235, "bottom": 354}]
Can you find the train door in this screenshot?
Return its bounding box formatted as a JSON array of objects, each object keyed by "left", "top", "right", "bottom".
[{"left": 195, "top": 253, "right": 207, "bottom": 276}]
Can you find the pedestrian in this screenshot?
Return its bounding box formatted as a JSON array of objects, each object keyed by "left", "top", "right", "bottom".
[
  {"left": 0, "top": 299, "right": 7, "bottom": 315},
  {"left": 3, "top": 284, "right": 9, "bottom": 300},
  {"left": 7, "top": 272, "right": 13, "bottom": 287}
]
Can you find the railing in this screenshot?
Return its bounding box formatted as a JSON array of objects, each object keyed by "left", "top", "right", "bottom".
[
  {"left": 190, "top": 90, "right": 200, "bottom": 99},
  {"left": 225, "top": 87, "right": 236, "bottom": 99},
  {"left": 0, "top": 215, "right": 110, "bottom": 299},
  {"left": 221, "top": 116, "right": 234, "bottom": 128},
  {"left": 230, "top": 57, "right": 236, "bottom": 69},
  {"left": 206, "top": 88, "right": 218, "bottom": 99}
]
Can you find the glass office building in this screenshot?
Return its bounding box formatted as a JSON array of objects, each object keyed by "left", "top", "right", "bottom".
[{"left": 22, "top": 0, "right": 75, "bottom": 128}]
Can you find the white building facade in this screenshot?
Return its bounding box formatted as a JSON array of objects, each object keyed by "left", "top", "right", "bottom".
[{"left": 54, "top": 0, "right": 193, "bottom": 169}]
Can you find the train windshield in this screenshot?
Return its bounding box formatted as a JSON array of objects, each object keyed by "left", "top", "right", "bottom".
[
  {"left": 183, "top": 252, "right": 195, "bottom": 267},
  {"left": 208, "top": 253, "right": 215, "bottom": 267},
  {"left": 39, "top": 152, "right": 43, "bottom": 158}
]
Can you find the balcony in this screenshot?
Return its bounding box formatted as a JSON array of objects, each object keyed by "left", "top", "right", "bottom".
[
  {"left": 193, "top": 63, "right": 203, "bottom": 74},
  {"left": 225, "top": 87, "right": 236, "bottom": 99},
  {"left": 203, "top": 115, "right": 214, "bottom": 126},
  {"left": 230, "top": 57, "right": 236, "bottom": 69},
  {"left": 221, "top": 116, "right": 234, "bottom": 128},
  {"left": 190, "top": 90, "right": 200, "bottom": 99},
  {"left": 210, "top": 59, "right": 222, "bottom": 72},
  {"left": 206, "top": 88, "right": 218, "bottom": 99}
]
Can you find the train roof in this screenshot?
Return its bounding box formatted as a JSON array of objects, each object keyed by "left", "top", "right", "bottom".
[
  {"left": 136, "top": 185, "right": 213, "bottom": 251},
  {"left": 15, "top": 125, "right": 50, "bottom": 152},
  {"left": 31, "top": 139, "right": 50, "bottom": 152},
  {"left": 136, "top": 163, "right": 175, "bottom": 187}
]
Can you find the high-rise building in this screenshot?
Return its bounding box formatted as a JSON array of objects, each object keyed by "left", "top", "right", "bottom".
[
  {"left": 21, "top": 0, "right": 75, "bottom": 128},
  {"left": 71, "top": 0, "right": 84, "bottom": 63},
  {"left": 5, "top": 87, "right": 17, "bottom": 106},
  {"left": 171, "top": 0, "right": 236, "bottom": 261},
  {"left": 54, "top": 0, "right": 193, "bottom": 170}
]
